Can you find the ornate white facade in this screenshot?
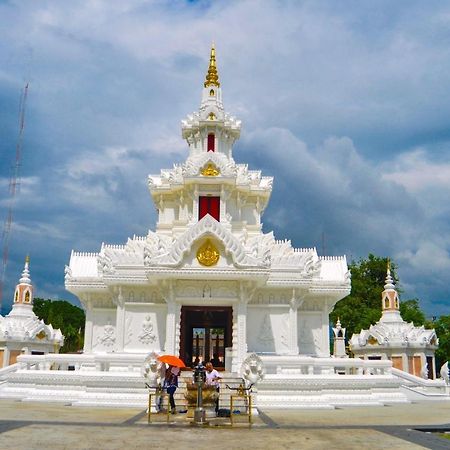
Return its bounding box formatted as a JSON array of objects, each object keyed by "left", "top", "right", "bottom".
[
  {"left": 350, "top": 263, "right": 438, "bottom": 378},
  {"left": 0, "top": 258, "right": 64, "bottom": 368},
  {"left": 65, "top": 46, "right": 351, "bottom": 373}
]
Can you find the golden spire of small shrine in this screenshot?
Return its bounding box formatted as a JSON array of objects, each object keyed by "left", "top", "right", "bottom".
[{"left": 204, "top": 44, "right": 220, "bottom": 88}]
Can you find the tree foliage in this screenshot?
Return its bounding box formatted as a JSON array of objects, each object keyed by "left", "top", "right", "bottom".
[
  {"left": 33, "top": 298, "right": 85, "bottom": 353},
  {"left": 330, "top": 254, "right": 428, "bottom": 341},
  {"left": 433, "top": 315, "right": 450, "bottom": 367}
]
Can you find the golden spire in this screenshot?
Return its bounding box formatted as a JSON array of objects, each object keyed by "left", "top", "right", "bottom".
[
  {"left": 204, "top": 44, "right": 220, "bottom": 88},
  {"left": 25, "top": 254, "right": 30, "bottom": 264},
  {"left": 387, "top": 258, "right": 391, "bottom": 273}
]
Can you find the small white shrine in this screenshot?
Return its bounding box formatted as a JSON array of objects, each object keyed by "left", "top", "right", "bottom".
[
  {"left": 332, "top": 318, "right": 347, "bottom": 358},
  {"left": 0, "top": 257, "right": 64, "bottom": 368},
  {"left": 64, "top": 46, "right": 351, "bottom": 373},
  {"left": 349, "top": 262, "right": 438, "bottom": 378}
]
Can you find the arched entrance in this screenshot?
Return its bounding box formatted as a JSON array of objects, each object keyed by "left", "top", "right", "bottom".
[{"left": 179, "top": 306, "right": 232, "bottom": 369}]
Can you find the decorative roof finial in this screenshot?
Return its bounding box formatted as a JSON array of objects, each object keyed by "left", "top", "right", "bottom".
[
  {"left": 19, "top": 255, "right": 31, "bottom": 285},
  {"left": 384, "top": 258, "right": 395, "bottom": 291},
  {"left": 204, "top": 43, "right": 220, "bottom": 88}
]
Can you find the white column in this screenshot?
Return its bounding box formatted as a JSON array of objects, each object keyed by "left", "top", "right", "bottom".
[
  {"left": 321, "top": 300, "right": 332, "bottom": 357},
  {"left": 232, "top": 283, "right": 250, "bottom": 373},
  {"left": 289, "top": 291, "right": 302, "bottom": 355},
  {"left": 163, "top": 281, "right": 180, "bottom": 355},
  {"left": 2, "top": 348, "right": 10, "bottom": 368},
  {"left": 164, "top": 301, "right": 178, "bottom": 354},
  {"left": 83, "top": 296, "right": 94, "bottom": 353},
  {"left": 115, "top": 287, "right": 125, "bottom": 352}
]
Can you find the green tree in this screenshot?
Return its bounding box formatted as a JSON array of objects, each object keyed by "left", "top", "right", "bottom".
[
  {"left": 330, "top": 254, "right": 397, "bottom": 339},
  {"left": 330, "top": 254, "right": 430, "bottom": 339},
  {"left": 33, "top": 298, "right": 85, "bottom": 353},
  {"left": 400, "top": 299, "right": 426, "bottom": 326},
  {"left": 432, "top": 315, "right": 450, "bottom": 368}
]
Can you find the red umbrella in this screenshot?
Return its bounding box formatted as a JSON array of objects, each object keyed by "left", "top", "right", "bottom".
[{"left": 157, "top": 354, "right": 186, "bottom": 368}]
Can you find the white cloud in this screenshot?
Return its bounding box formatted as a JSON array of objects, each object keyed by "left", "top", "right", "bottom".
[{"left": 383, "top": 149, "right": 450, "bottom": 193}]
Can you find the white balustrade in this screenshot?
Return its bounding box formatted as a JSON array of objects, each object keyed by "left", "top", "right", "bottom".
[
  {"left": 260, "top": 355, "right": 393, "bottom": 376},
  {"left": 16, "top": 353, "right": 147, "bottom": 373}
]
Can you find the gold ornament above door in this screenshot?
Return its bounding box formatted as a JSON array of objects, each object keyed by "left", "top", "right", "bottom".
[
  {"left": 200, "top": 162, "right": 220, "bottom": 177},
  {"left": 197, "top": 239, "right": 220, "bottom": 266}
]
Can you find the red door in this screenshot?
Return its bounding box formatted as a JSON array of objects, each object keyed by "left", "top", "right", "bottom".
[
  {"left": 199, "top": 196, "right": 220, "bottom": 221},
  {"left": 207, "top": 134, "right": 215, "bottom": 152}
]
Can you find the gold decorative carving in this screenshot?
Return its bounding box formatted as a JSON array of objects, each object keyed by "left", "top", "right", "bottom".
[
  {"left": 197, "top": 239, "right": 220, "bottom": 267},
  {"left": 200, "top": 163, "right": 220, "bottom": 177},
  {"left": 36, "top": 330, "right": 46, "bottom": 340},
  {"left": 367, "top": 336, "right": 378, "bottom": 345},
  {"left": 208, "top": 112, "right": 216, "bottom": 120}
]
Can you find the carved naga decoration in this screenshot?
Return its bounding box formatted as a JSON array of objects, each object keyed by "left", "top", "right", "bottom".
[
  {"left": 241, "top": 353, "right": 265, "bottom": 387},
  {"left": 141, "top": 351, "right": 165, "bottom": 389}
]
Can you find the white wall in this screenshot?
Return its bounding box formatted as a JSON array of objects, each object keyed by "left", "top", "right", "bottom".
[
  {"left": 91, "top": 309, "right": 117, "bottom": 353},
  {"left": 247, "top": 306, "right": 290, "bottom": 354},
  {"left": 123, "top": 304, "right": 166, "bottom": 353},
  {"left": 298, "top": 312, "right": 323, "bottom": 356}
]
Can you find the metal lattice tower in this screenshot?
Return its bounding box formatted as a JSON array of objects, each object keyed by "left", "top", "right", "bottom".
[{"left": 0, "top": 83, "right": 29, "bottom": 312}]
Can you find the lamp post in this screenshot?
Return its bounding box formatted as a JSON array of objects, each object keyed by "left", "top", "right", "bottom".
[{"left": 192, "top": 362, "right": 208, "bottom": 426}]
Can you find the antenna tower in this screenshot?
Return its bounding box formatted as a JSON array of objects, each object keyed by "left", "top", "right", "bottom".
[{"left": 0, "top": 83, "right": 29, "bottom": 312}]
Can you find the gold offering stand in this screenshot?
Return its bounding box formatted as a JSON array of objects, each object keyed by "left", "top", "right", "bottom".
[
  {"left": 184, "top": 383, "right": 218, "bottom": 419},
  {"left": 228, "top": 383, "right": 253, "bottom": 426}
]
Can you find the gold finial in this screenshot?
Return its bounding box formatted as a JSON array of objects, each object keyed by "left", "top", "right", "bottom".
[
  {"left": 25, "top": 255, "right": 30, "bottom": 264},
  {"left": 387, "top": 258, "right": 391, "bottom": 273},
  {"left": 204, "top": 44, "right": 220, "bottom": 88}
]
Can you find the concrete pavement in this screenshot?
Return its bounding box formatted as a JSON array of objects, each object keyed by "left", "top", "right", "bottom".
[{"left": 1, "top": 400, "right": 449, "bottom": 449}]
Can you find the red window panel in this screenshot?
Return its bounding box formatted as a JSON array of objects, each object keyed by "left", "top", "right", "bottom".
[
  {"left": 207, "top": 134, "right": 215, "bottom": 152},
  {"left": 209, "top": 196, "right": 220, "bottom": 221},
  {"left": 199, "top": 196, "right": 220, "bottom": 221},
  {"left": 199, "top": 196, "right": 209, "bottom": 220}
]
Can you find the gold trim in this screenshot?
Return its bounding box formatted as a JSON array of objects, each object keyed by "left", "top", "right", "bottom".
[
  {"left": 200, "top": 162, "right": 220, "bottom": 177},
  {"left": 197, "top": 239, "right": 220, "bottom": 267}
]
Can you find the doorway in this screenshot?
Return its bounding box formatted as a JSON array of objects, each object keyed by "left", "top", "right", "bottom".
[{"left": 180, "top": 306, "right": 232, "bottom": 369}]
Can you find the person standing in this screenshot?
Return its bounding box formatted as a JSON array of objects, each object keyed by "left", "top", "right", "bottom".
[
  {"left": 205, "top": 362, "right": 221, "bottom": 414},
  {"left": 165, "top": 366, "right": 180, "bottom": 414}
]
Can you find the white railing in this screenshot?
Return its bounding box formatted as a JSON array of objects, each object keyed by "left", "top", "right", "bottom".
[
  {"left": 391, "top": 368, "right": 446, "bottom": 388},
  {"left": 0, "top": 362, "right": 21, "bottom": 380},
  {"left": 16, "top": 353, "right": 148, "bottom": 372},
  {"left": 259, "top": 355, "right": 393, "bottom": 376}
]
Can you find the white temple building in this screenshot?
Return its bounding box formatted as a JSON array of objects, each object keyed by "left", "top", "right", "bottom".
[
  {"left": 0, "top": 47, "right": 448, "bottom": 409},
  {"left": 350, "top": 262, "right": 438, "bottom": 379},
  {"left": 65, "top": 45, "right": 351, "bottom": 373},
  {"left": 0, "top": 257, "right": 64, "bottom": 368}
]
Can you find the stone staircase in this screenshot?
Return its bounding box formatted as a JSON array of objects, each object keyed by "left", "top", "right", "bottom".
[{"left": 0, "top": 364, "right": 246, "bottom": 410}]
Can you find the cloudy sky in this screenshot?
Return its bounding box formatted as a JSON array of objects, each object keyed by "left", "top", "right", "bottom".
[{"left": 0, "top": 0, "right": 449, "bottom": 316}]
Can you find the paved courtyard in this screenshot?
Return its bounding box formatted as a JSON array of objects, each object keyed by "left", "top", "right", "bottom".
[{"left": 0, "top": 400, "right": 449, "bottom": 449}]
